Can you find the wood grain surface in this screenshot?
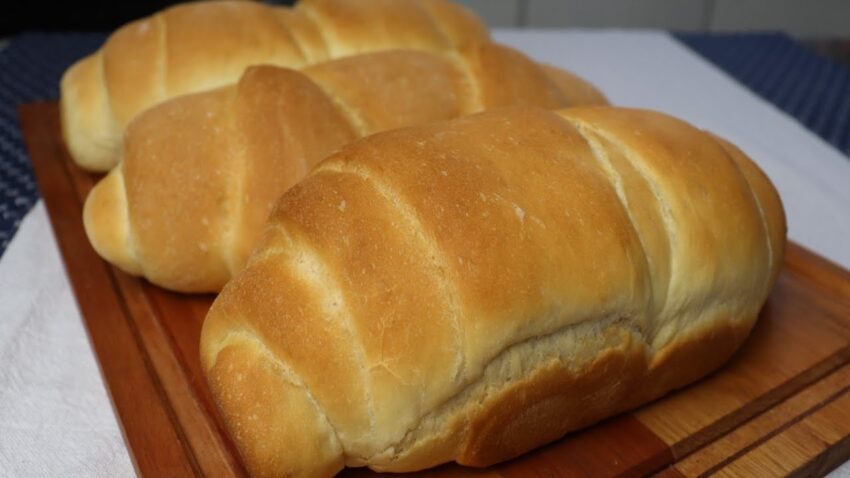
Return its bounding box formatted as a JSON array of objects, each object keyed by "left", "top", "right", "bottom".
[{"left": 21, "top": 102, "right": 850, "bottom": 477}]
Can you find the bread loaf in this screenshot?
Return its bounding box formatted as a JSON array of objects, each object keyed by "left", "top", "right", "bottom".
[
  {"left": 200, "top": 106, "right": 785, "bottom": 477},
  {"left": 60, "top": 0, "right": 489, "bottom": 171},
  {"left": 83, "top": 45, "right": 607, "bottom": 293}
]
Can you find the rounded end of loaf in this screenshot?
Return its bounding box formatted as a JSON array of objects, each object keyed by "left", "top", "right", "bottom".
[
  {"left": 60, "top": 52, "right": 121, "bottom": 172},
  {"left": 539, "top": 64, "right": 609, "bottom": 106},
  {"left": 200, "top": 306, "right": 344, "bottom": 478},
  {"left": 708, "top": 134, "right": 787, "bottom": 288},
  {"left": 83, "top": 166, "right": 142, "bottom": 276}
]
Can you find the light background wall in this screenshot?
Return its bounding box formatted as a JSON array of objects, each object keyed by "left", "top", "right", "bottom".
[{"left": 455, "top": 0, "right": 850, "bottom": 37}]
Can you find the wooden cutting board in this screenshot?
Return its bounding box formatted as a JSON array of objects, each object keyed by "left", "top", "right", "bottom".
[{"left": 21, "top": 102, "right": 850, "bottom": 478}]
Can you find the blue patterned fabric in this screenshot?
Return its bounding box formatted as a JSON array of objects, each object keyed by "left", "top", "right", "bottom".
[
  {"left": 677, "top": 32, "right": 850, "bottom": 157},
  {"left": 0, "top": 33, "right": 105, "bottom": 254},
  {"left": 0, "top": 32, "right": 848, "bottom": 257}
]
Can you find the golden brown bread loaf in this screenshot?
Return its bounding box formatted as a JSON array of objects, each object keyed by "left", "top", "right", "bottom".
[
  {"left": 83, "top": 45, "right": 607, "bottom": 293},
  {"left": 199, "top": 106, "right": 786, "bottom": 477},
  {"left": 60, "top": 0, "right": 489, "bottom": 171}
]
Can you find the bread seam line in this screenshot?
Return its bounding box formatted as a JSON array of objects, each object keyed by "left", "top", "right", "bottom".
[{"left": 314, "top": 162, "right": 467, "bottom": 383}]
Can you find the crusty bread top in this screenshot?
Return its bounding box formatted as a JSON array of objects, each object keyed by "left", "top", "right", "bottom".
[
  {"left": 200, "top": 106, "right": 785, "bottom": 476},
  {"left": 83, "top": 46, "right": 608, "bottom": 292},
  {"left": 60, "top": 0, "right": 490, "bottom": 171}
]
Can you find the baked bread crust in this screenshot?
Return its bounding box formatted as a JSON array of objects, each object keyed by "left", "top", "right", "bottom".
[
  {"left": 83, "top": 46, "right": 607, "bottom": 292},
  {"left": 200, "top": 106, "right": 786, "bottom": 476},
  {"left": 60, "top": 0, "right": 490, "bottom": 171}
]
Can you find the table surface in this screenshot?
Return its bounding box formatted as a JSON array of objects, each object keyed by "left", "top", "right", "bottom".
[{"left": 1, "top": 30, "right": 849, "bottom": 477}]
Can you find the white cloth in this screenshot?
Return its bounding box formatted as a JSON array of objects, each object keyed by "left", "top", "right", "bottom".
[
  {"left": 1, "top": 30, "right": 848, "bottom": 477},
  {"left": 0, "top": 202, "right": 135, "bottom": 477}
]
